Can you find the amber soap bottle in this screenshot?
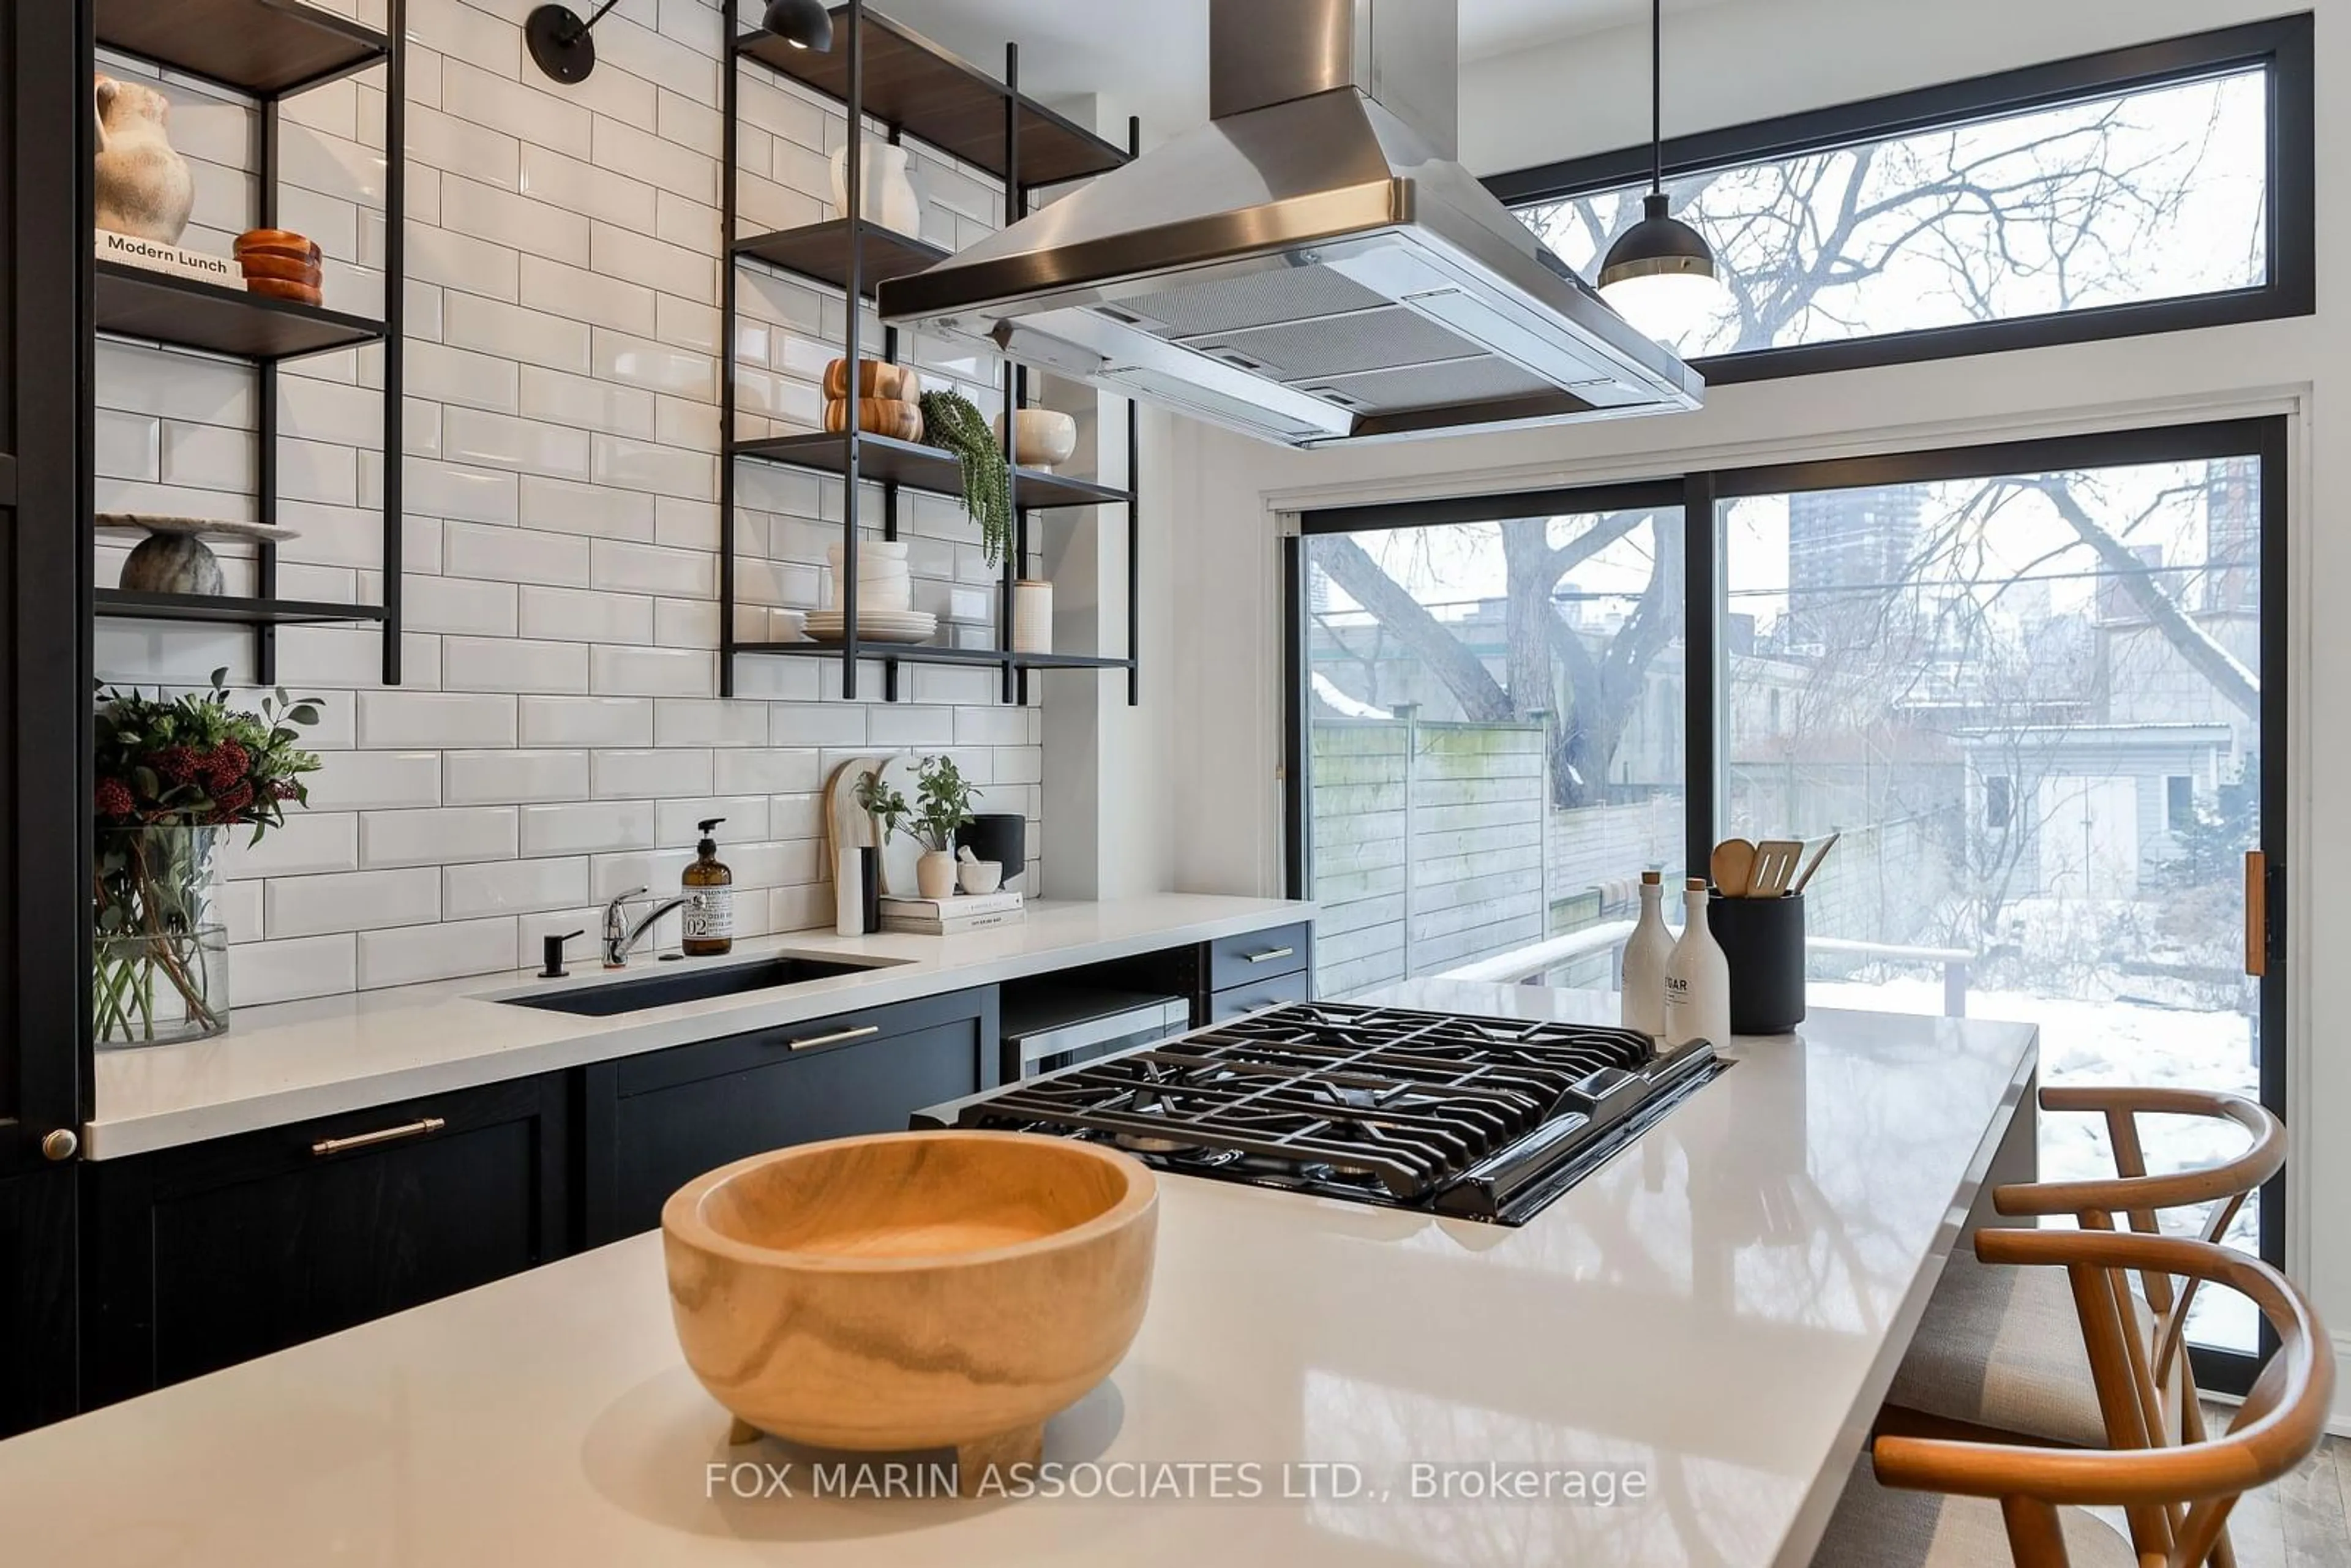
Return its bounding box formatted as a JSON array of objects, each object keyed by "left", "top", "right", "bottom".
[{"left": 680, "top": 817, "right": 734, "bottom": 956}]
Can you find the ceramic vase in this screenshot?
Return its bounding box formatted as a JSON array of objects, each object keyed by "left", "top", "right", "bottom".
[
  {"left": 94, "top": 75, "right": 195, "bottom": 246},
  {"left": 916, "top": 850, "right": 959, "bottom": 900},
  {"left": 829, "top": 142, "right": 921, "bottom": 234}
]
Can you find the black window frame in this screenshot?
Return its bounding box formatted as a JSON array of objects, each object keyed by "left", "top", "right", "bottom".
[
  {"left": 1485, "top": 15, "right": 2316, "bottom": 386},
  {"left": 1284, "top": 413, "right": 2288, "bottom": 1400}
]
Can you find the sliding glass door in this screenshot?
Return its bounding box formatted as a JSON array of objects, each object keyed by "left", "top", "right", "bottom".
[
  {"left": 1289, "top": 418, "right": 2287, "bottom": 1390},
  {"left": 1714, "top": 422, "right": 2285, "bottom": 1384},
  {"left": 1296, "top": 486, "right": 1686, "bottom": 1002}
]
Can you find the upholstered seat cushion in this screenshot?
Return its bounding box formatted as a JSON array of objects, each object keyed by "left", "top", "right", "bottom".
[
  {"left": 1810, "top": 1453, "right": 2136, "bottom": 1568},
  {"left": 1887, "top": 1248, "right": 2182, "bottom": 1448}
]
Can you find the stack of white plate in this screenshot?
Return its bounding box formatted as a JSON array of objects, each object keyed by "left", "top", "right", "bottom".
[
  {"left": 824, "top": 541, "right": 911, "bottom": 612},
  {"left": 804, "top": 608, "right": 939, "bottom": 645}
]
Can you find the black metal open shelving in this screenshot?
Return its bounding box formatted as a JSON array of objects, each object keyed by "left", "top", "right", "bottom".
[
  {"left": 721, "top": 1, "right": 1141, "bottom": 705},
  {"left": 90, "top": 0, "right": 406, "bottom": 685}
]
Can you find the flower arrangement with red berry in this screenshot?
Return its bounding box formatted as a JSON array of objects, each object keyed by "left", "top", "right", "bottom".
[
  {"left": 94, "top": 669, "right": 322, "bottom": 837},
  {"left": 93, "top": 670, "right": 322, "bottom": 1045}
]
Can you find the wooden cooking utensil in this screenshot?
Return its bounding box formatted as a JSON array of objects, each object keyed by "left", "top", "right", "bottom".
[
  {"left": 1710, "top": 838, "right": 1757, "bottom": 898},
  {"left": 1791, "top": 831, "right": 1841, "bottom": 895},
  {"left": 1748, "top": 839, "right": 1804, "bottom": 898}
]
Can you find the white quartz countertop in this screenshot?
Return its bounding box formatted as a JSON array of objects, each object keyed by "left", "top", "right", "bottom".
[
  {"left": 17, "top": 986, "right": 2038, "bottom": 1567},
  {"left": 88, "top": 895, "right": 1311, "bottom": 1158}
]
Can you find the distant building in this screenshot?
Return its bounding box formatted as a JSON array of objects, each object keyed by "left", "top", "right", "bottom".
[{"left": 1787, "top": 486, "right": 1923, "bottom": 645}]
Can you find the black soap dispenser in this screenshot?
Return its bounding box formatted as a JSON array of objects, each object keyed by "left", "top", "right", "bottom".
[{"left": 680, "top": 818, "right": 734, "bottom": 956}]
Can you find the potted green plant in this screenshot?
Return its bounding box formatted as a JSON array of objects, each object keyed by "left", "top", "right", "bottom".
[
  {"left": 92, "top": 671, "right": 322, "bottom": 1046},
  {"left": 917, "top": 389, "right": 1011, "bottom": 567},
  {"left": 861, "top": 757, "right": 977, "bottom": 899}
]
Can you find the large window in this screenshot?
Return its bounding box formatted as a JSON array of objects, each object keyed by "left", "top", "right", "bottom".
[{"left": 1491, "top": 18, "right": 2312, "bottom": 379}]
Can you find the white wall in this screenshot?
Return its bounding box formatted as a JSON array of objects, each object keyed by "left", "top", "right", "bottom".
[
  {"left": 94, "top": 0, "right": 1121, "bottom": 1001},
  {"left": 1161, "top": 0, "right": 2350, "bottom": 1414}
]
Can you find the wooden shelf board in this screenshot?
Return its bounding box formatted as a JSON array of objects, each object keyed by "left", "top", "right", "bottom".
[
  {"left": 730, "top": 432, "right": 1130, "bottom": 510},
  {"left": 95, "top": 591, "right": 389, "bottom": 626},
  {"left": 736, "top": 9, "right": 1128, "bottom": 188},
  {"left": 96, "top": 262, "right": 383, "bottom": 361},
  {"left": 734, "top": 220, "right": 949, "bottom": 298},
  {"left": 97, "top": 0, "right": 391, "bottom": 97}
]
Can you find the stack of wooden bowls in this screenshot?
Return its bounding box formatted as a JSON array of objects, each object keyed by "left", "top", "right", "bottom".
[
  {"left": 234, "top": 229, "right": 323, "bottom": 306},
  {"left": 823, "top": 359, "right": 922, "bottom": 441}
]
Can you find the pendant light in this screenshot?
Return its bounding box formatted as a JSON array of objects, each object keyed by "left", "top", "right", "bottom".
[
  {"left": 762, "top": 0, "right": 834, "bottom": 51},
  {"left": 1598, "top": 0, "right": 1722, "bottom": 341}
]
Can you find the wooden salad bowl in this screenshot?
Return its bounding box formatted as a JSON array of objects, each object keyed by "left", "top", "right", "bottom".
[{"left": 662, "top": 1130, "right": 1158, "bottom": 1493}]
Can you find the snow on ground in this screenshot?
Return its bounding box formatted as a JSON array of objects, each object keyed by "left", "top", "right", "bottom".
[{"left": 1812, "top": 975, "right": 2261, "bottom": 1351}]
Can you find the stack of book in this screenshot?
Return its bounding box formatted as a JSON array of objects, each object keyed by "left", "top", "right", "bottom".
[{"left": 879, "top": 891, "right": 1024, "bottom": 935}]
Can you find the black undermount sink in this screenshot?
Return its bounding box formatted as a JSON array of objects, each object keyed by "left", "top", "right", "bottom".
[{"left": 499, "top": 955, "right": 904, "bottom": 1018}]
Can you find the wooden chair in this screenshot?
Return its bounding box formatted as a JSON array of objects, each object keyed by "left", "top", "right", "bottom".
[
  {"left": 1813, "top": 1230, "right": 2332, "bottom": 1567},
  {"left": 1885, "top": 1087, "right": 2283, "bottom": 1458}
]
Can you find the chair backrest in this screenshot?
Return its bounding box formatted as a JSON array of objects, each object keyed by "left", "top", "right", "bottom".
[
  {"left": 1872, "top": 1231, "right": 2331, "bottom": 1568},
  {"left": 1995, "top": 1086, "right": 2284, "bottom": 1414}
]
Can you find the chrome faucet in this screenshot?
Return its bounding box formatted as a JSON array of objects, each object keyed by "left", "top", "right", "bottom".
[{"left": 602, "top": 887, "right": 687, "bottom": 968}]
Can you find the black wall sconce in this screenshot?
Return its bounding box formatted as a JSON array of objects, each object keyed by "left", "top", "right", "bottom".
[
  {"left": 527, "top": 0, "right": 831, "bottom": 84},
  {"left": 524, "top": 1, "right": 621, "bottom": 84}
]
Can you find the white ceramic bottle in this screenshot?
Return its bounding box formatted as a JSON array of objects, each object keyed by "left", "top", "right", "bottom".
[
  {"left": 1663, "top": 877, "right": 1732, "bottom": 1049},
  {"left": 1620, "top": 870, "right": 1673, "bottom": 1038}
]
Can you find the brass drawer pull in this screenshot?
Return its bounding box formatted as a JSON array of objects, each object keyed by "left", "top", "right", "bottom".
[
  {"left": 312, "top": 1116, "right": 447, "bottom": 1157},
  {"left": 1245, "top": 946, "right": 1295, "bottom": 964},
  {"left": 784, "top": 1024, "right": 880, "bottom": 1052}
]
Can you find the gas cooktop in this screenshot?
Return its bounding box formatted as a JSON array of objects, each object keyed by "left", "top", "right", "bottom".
[{"left": 913, "top": 1000, "right": 1729, "bottom": 1225}]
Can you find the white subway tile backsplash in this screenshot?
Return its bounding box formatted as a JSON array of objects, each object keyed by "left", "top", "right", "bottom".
[
  {"left": 443, "top": 58, "right": 591, "bottom": 157},
  {"left": 267, "top": 868, "right": 441, "bottom": 937},
  {"left": 868, "top": 705, "right": 956, "bottom": 748},
  {"left": 519, "top": 366, "right": 656, "bottom": 440},
  {"left": 445, "top": 748, "right": 591, "bottom": 805},
  {"left": 444, "top": 634, "right": 591, "bottom": 693},
  {"left": 656, "top": 796, "right": 770, "bottom": 844},
  {"left": 222, "top": 812, "right": 359, "bottom": 879},
  {"left": 358, "top": 916, "right": 519, "bottom": 989},
  {"left": 231, "top": 933, "right": 359, "bottom": 1005},
  {"left": 711, "top": 748, "right": 821, "bottom": 795},
  {"left": 590, "top": 643, "right": 713, "bottom": 697},
  {"left": 357, "top": 691, "right": 518, "bottom": 749},
  {"left": 518, "top": 695, "right": 656, "bottom": 748},
  {"left": 517, "top": 145, "right": 660, "bottom": 236},
  {"left": 302, "top": 750, "right": 443, "bottom": 811},
  {"left": 444, "top": 291, "right": 591, "bottom": 374},
  {"left": 517, "top": 473, "right": 658, "bottom": 542},
  {"left": 519, "top": 584, "right": 655, "bottom": 643},
  {"left": 443, "top": 521, "right": 592, "bottom": 587},
  {"left": 403, "top": 573, "right": 519, "bottom": 637},
  {"left": 441, "top": 406, "right": 593, "bottom": 479},
  {"left": 590, "top": 537, "right": 714, "bottom": 598},
  {"left": 592, "top": 746, "right": 710, "bottom": 798},
  {"left": 154, "top": 421, "right": 257, "bottom": 493},
  {"left": 406, "top": 458, "right": 521, "bottom": 524},
  {"left": 361, "top": 806, "right": 521, "bottom": 868},
  {"left": 658, "top": 699, "right": 768, "bottom": 748},
  {"left": 444, "top": 856, "right": 591, "bottom": 920},
  {"left": 520, "top": 800, "right": 657, "bottom": 857}
]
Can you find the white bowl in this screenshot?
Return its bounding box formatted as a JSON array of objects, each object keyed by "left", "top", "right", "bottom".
[{"left": 958, "top": 860, "right": 1003, "bottom": 895}]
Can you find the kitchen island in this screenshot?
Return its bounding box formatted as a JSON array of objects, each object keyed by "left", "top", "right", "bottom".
[{"left": 2, "top": 985, "right": 2036, "bottom": 1567}]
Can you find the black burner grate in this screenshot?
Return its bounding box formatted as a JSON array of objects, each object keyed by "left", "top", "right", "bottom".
[{"left": 955, "top": 1002, "right": 1670, "bottom": 1206}]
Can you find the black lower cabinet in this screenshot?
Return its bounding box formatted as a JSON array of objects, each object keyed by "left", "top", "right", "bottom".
[
  {"left": 81, "top": 1073, "right": 572, "bottom": 1408},
  {"left": 582, "top": 988, "right": 998, "bottom": 1244},
  {"left": 1, "top": 1168, "right": 78, "bottom": 1438}
]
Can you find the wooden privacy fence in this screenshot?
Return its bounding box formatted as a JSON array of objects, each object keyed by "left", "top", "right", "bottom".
[{"left": 1309, "top": 706, "right": 1552, "bottom": 999}]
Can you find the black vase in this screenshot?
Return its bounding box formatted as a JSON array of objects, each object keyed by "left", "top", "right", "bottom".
[{"left": 955, "top": 813, "right": 1026, "bottom": 890}]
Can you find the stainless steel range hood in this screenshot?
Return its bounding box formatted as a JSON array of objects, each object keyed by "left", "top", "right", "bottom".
[{"left": 876, "top": 0, "right": 1703, "bottom": 448}]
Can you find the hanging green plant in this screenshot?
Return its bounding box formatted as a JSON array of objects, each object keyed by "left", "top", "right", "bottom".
[{"left": 918, "top": 388, "right": 1011, "bottom": 567}]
